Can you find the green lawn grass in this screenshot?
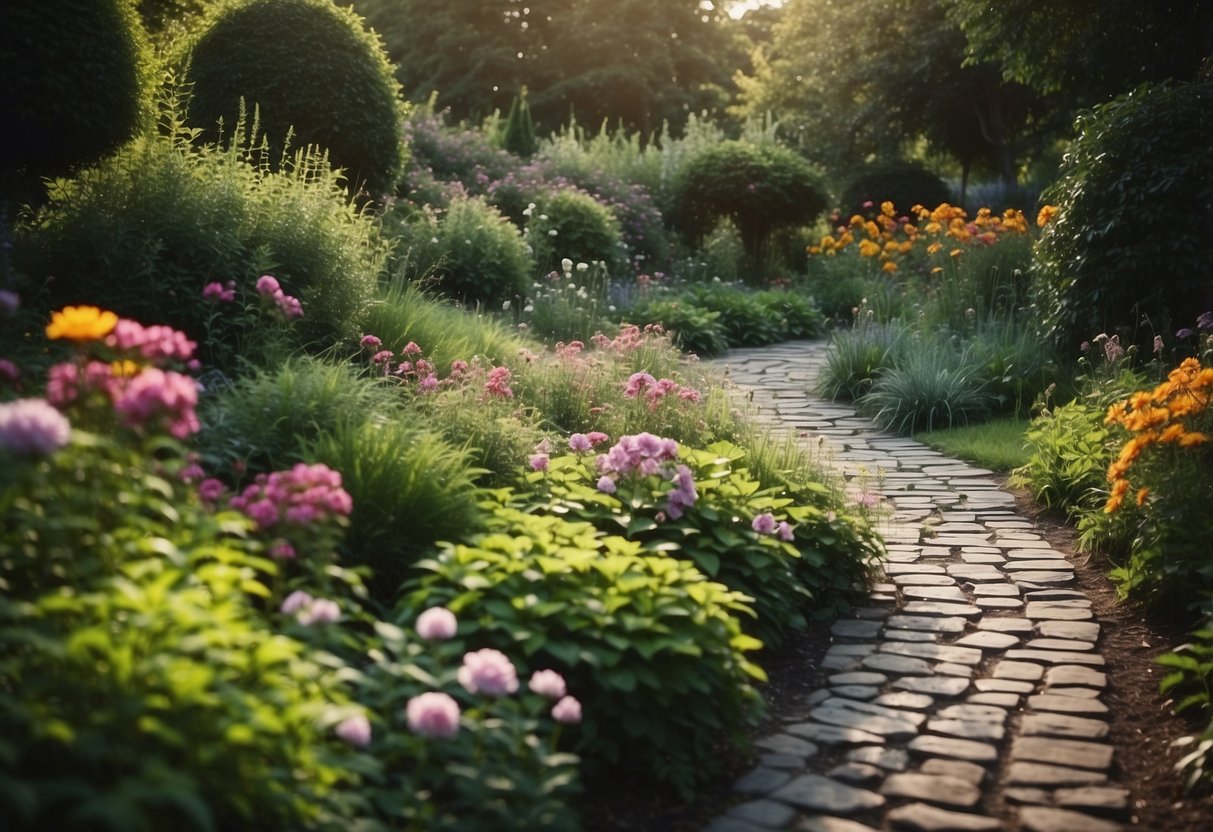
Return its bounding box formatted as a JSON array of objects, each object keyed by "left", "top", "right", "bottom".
[{"left": 913, "top": 415, "right": 1031, "bottom": 472}]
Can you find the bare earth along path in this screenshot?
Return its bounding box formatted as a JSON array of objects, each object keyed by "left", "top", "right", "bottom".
[{"left": 697, "top": 341, "right": 1140, "bottom": 832}]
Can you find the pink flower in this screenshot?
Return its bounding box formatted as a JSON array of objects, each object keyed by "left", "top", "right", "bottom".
[
  {"left": 551, "top": 696, "right": 582, "bottom": 724},
  {"left": 269, "top": 540, "right": 297, "bottom": 560},
  {"left": 568, "top": 433, "right": 592, "bottom": 452},
  {"left": 596, "top": 475, "right": 617, "bottom": 494},
  {"left": 111, "top": 368, "right": 201, "bottom": 438},
  {"left": 335, "top": 713, "right": 372, "bottom": 747},
  {"left": 585, "top": 431, "right": 610, "bottom": 446},
  {"left": 402, "top": 341, "right": 422, "bottom": 356},
  {"left": 371, "top": 350, "right": 393, "bottom": 365},
  {"left": 281, "top": 590, "right": 314, "bottom": 615},
  {"left": 751, "top": 513, "right": 777, "bottom": 535},
  {"left": 457, "top": 648, "right": 519, "bottom": 697},
  {"left": 0, "top": 398, "right": 71, "bottom": 455},
  {"left": 360, "top": 334, "right": 382, "bottom": 350},
  {"left": 666, "top": 464, "right": 698, "bottom": 520},
  {"left": 180, "top": 463, "right": 206, "bottom": 483},
  {"left": 678, "top": 387, "right": 701, "bottom": 403},
  {"left": 255, "top": 275, "right": 282, "bottom": 296},
  {"left": 198, "top": 478, "right": 226, "bottom": 503},
  {"left": 484, "top": 366, "right": 513, "bottom": 398},
  {"left": 529, "top": 453, "right": 550, "bottom": 472},
  {"left": 419, "top": 373, "right": 439, "bottom": 393},
  {"left": 299, "top": 598, "right": 341, "bottom": 625},
  {"left": 528, "top": 669, "right": 567, "bottom": 700},
  {"left": 44, "top": 362, "right": 81, "bottom": 407},
  {"left": 450, "top": 360, "right": 469, "bottom": 376},
  {"left": 202, "top": 281, "right": 236, "bottom": 303},
  {"left": 107, "top": 320, "right": 197, "bottom": 365},
  {"left": 406, "top": 692, "right": 461, "bottom": 738},
  {"left": 777, "top": 521, "right": 795, "bottom": 542},
  {"left": 623, "top": 371, "right": 657, "bottom": 398},
  {"left": 416, "top": 607, "right": 458, "bottom": 641}
]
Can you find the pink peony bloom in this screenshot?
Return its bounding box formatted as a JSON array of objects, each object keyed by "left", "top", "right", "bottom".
[
  {"left": 751, "top": 513, "right": 777, "bottom": 535},
  {"left": 416, "top": 607, "right": 458, "bottom": 641},
  {"left": 457, "top": 648, "right": 519, "bottom": 697},
  {"left": 269, "top": 540, "right": 297, "bottom": 560},
  {"left": 202, "top": 281, "right": 236, "bottom": 303},
  {"left": 0, "top": 398, "right": 71, "bottom": 455},
  {"left": 335, "top": 713, "right": 372, "bottom": 747},
  {"left": 528, "top": 669, "right": 567, "bottom": 700},
  {"left": 255, "top": 275, "right": 282, "bottom": 296},
  {"left": 596, "top": 475, "right": 617, "bottom": 494},
  {"left": 568, "top": 433, "right": 592, "bottom": 452},
  {"left": 281, "top": 590, "right": 314, "bottom": 615},
  {"left": 406, "top": 692, "right": 460, "bottom": 739},
  {"left": 529, "top": 453, "right": 550, "bottom": 472},
  {"left": 551, "top": 696, "right": 582, "bottom": 724}
]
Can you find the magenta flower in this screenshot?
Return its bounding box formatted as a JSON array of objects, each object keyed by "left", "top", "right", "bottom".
[
  {"left": 335, "top": 713, "right": 372, "bottom": 747},
  {"left": 529, "top": 453, "right": 550, "bottom": 472},
  {"left": 269, "top": 540, "right": 297, "bottom": 560},
  {"left": 777, "top": 521, "right": 795, "bottom": 542},
  {"left": 198, "top": 478, "right": 226, "bottom": 503},
  {"left": 751, "top": 513, "right": 777, "bottom": 535},
  {"left": 678, "top": 387, "right": 701, "bottom": 403},
  {"left": 623, "top": 371, "right": 657, "bottom": 398},
  {"left": 111, "top": 368, "right": 201, "bottom": 438},
  {"left": 202, "top": 281, "right": 236, "bottom": 303},
  {"left": 551, "top": 695, "right": 582, "bottom": 724},
  {"left": 484, "top": 366, "right": 514, "bottom": 398},
  {"left": 402, "top": 341, "right": 422, "bottom": 356},
  {"left": 666, "top": 464, "right": 698, "bottom": 520},
  {"left": 0, "top": 359, "right": 18, "bottom": 383},
  {"left": 255, "top": 275, "right": 282, "bottom": 296},
  {"left": 528, "top": 669, "right": 567, "bottom": 700},
  {"left": 568, "top": 433, "right": 592, "bottom": 452},
  {"left": 406, "top": 692, "right": 461, "bottom": 738},
  {"left": 360, "top": 334, "right": 382, "bottom": 350},
  {"left": 457, "top": 648, "right": 519, "bottom": 697},
  {"left": 0, "top": 398, "right": 72, "bottom": 456},
  {"left": 419, "top": 373, "right": 439, "bottom": 393},
  {"left": 416, "top": 607, "right": 458, "bottom": 641}
]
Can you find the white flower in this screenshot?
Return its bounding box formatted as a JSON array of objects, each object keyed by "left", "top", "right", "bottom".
[
  {"left": 502, "top": 300, "right": 511, "bottom": 310},
  {"left": 523, "top": 304, "right": 534, "bottom": 313},
  {"left": 561, "top": 258, "right": 573, "bottom": 273},
  {"left": 547, "top": 229, "right": 558, "bottom": 237},
  {"left": 576, "top": 262, "right": 589, "bottom": 272}
]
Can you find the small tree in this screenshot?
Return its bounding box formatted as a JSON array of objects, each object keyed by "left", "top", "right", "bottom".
[
  {"left": 671, "top": 141, "right": 829, "bottom": 274},
  {"left": 500, "top": 87, "right": 538, "bottom": 158}
]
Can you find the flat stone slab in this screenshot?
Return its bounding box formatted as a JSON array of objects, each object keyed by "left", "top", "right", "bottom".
[
  {"left": 886, "top": 563, "right": 947, "bottom": 575},
  {"left": 828, "top": 761, "right": 885, "bottom": 787},
  {"left": 971, "top": 582, "right": 1020, "bottom": 596},
  {"left": 902, "top": 586, "right": 971, "bottom": 602},
  {"left": 1006, "top": 649, "right": 1106, "bottom": 667},
  {"left": 816, "top": 697, "right": 928, "bottom": 727},
  {"left": 926, "top": 718, "right": 1006, "bottom": 742},
  {"left": 726, "top": 798, "right": 798, "bottom": 828},
  {"left": 830, "top": 671, "right": 889, "bottom": 686},
  {"left": 798, "top": 817, "right": 882, "bottom": 832},
  {"left": 733, "top": 766, "right": 794, "bottom": 794},
  {"left": 920, "top": 758, "right": 987, "bottom": 786},
  {"left": 1027, "top": 694, "right": 1109, "bottom": 715},
  {"left": 893, "top": 676, "right": 972, "bottom": 697},
  {"left": 908, "top": 734, "right": 998, "bottom": 764},
  {"left": 756, "top": 733, "right": 821, "bottom": 757},
  {"left": 946, "top": 565, "right": 1006, "bottom": 583},
  {"left": 846, "top": 745, "right": 910, "bottom": 772},
  {"left": 862, "top": 654, "right": 936, "bottom": 676},
  {"left": 770, "top": 774, "right": 887, "bottom": 814},
  {"left": 959, "top": 552, "right": 1006, "bottom": 564},
  {"left": 1025, "top": 638, "right": 1097, "bottom": 652},
  {"left": 937, "top": 704, "right": 1008, "bottom": 723},
  {"left": 976, "top": 617, "right": 1034, "bottom": 633},
  {"left": 901, "top": 601, "right": 983, "bottom": 618},
  {"left": 886, "top": 802, "right": 1001, "bottom": 831},
  {"left": 1054, "top": 785, "right": 1129, "bottom": 814},
  {"left": 886, "top": 629, "right": 944, "bottom": 642},
  {"left": 893, "top": 574, "right": 961, "bottom": 586},
  {"left": 831, "top": 684, "right": 881, "bottom": 700},
  {"left": 872, "top": 691, "right": 936, "bottom": 711},
  {"left": 1018, "top": 806, "right": 1123, "bottom": 832},
  {"left": 968, "top": 692, "right": 1022, "bottom": 708},
  {"left": 1038, "top": 620, "right": 1100, "bottom": 642},
  {"left": 880, "top": 641, "right": 984, "bottom": 666},
  {"left": 976, "top": 597, "right": 1024, "bottom": 610},
  {"left": 886, "top": 615, "right": 968, "bottom": 633},
  {"left": 991, "top": 660, "right": 1045, "bottom": 681},
  {"left": 1024, "top": 603, "right": 1093, "bottom": 620},
  {"left": 954, "top": 630, "right": 1021, "bottom": 650},
  {"left": 832, "top": 619, "right": 884, "bottom": 638},
  {"left": 1045, "top": 666, "right": 1108, "bottom": 689},
  {"left": 1012, "top": 737, "right": 1114, "bottom": 770},
  {"left": 1006, "top": 762, "right": 1108, "bottom": 786},
  {"left": 1003, "top": 560, "right": 1077, "bottom": 572},
  {"left": 881, "top": 772, "right": 981, "bottom": 808},
  {"left": 1021, "top": 712, "right": 1110, "bottom": 740},
  {"left": 786, "top": 721, "right": 885, "bottom": 746},
  {"left": 810, "top": 706, "right": 920, "bottom": 741},
  {"left": 1012, "top": 571, "right": 1077, "bottom": 585}
]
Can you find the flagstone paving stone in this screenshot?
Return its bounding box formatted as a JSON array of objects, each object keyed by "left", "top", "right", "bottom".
[{"left": 701, "top": 343, "right": 1124, "bottom": 832}]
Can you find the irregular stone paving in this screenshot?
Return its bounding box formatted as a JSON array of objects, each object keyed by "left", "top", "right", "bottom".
[{"left": 702, "top": 342, "right": 1127, "bottom": 832}]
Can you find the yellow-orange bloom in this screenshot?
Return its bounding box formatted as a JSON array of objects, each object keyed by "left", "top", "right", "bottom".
[
  {"left": 880, "top": 200, "right": 896, "bottom": 218},
  {"left": 858, "top": 239, "right": 881, "bottom": 258},
  {"left": 1179, "top": 431, "right": 1208, "bottom": 447},
  {"left": 927, "top": 242, "right": 943, "bottom": 255},
  {"left": 882, "top": 260, "right": 898, "bottom": 274},
  {"left": 46, "top": 306, "right": 118, "bottom": 342},
  {"left": 1036, "top": 205, "right": 1058, "bottom": 227},
  {"left": 1105, "top": 478, "right": 1130, "bottom": 513},
  {"left": 950, "top": 248, "right": 963, "bottom": 258},
  {"left": 111, "top": 359, "right": 141, "bottom": 378},
  {"left": 1136, "top": 487, "right": 1149, "bottom": 507}
]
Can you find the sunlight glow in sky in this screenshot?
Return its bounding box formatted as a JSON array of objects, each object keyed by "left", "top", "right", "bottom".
[{"left": 726, "top": 0, "right": 783, "bottom": 19}]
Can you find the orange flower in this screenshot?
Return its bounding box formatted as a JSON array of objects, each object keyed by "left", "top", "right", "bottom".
[
  {"left": 1036, "top": 205, "right": 1058, "bottom": 227},
  {"left": 882, "top": 260, "right": 898, "bottom": 274},
  {"left": 1105, "top": 478, "right": 1130, "bottom": 513},
  {"left": 1179, "top": 431, "right": 1208, "bottom": 447},
  {"left": 1136, "top": 487, "right": 1150, "bottom": 507},
  {"left": 46, "top": 306, "right": 118, "bottom": 342}
]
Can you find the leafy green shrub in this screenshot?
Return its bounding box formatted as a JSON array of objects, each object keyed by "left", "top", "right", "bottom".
[
  {"left": 839, "top": 163, "right": 952, "bottom": 219},
  {"left": 817, "top": 319, "right": 910, "bottom": 400},
  {"left": 1158, "top": 605, "right": 1213, "bottom": 793},
  {"left": 405, "top": 503, "right": 766, "bottom": 797},
  {"left": 385, "top": 196, "right": 532, "bottom": 307},
  {"left": 182, "top": 0, "right": 406, "bottom": 196},
  {"left": 13, "top": 104, "right": 389, "bottom": 365},
  {"left": 2, "top": 0, "right": 152, "bottom": 190},
  {"left": 1012, "top": 397, "right": 1113, "bottom": 512},
  {"left": 671, "top": 141, "right": 829, "bottom": 269},
  {"left": 528, "top": 189, "right": 626, "bottom": 276},
  {"left": 754, "top": 290, "right": 826, "bottom": 340},
  {"left": 622, "top": 299, "right": 730, "bottom": 356},
  {"left": 859, "top": 343, "right": 993, "bottom": 434},
  {"left": 1032, "top": 80, "right": 1213, "bottom": 353}
]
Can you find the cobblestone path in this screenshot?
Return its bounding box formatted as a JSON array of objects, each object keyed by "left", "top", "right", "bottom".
[{"left": 701, "top": 342, "right": 1127, "bottom": 832}]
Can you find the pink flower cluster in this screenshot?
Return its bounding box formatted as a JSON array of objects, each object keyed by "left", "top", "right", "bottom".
[
  {"left": 666, "top": 464, "right": 698, "bottom": 520},
  {"left": 229, "top": 463, "right": 353, "bottom": 530},
  {"left": 458, "top": 648, "right": 519, "bottom": 697},
  {"left": 623, "top": 371, "right": 701, "bottom": 411},
  {"left": 202, "top": 281, "right": 237, "bottom": 303},
  {"left": 335, "top": 713, "right": 372, "bottom": 747},
  {"left": 0, "top": 398, "right": 72, "bottom": 456},
  {"left": 280, "top": 590, "right": 341, "bottom": 625},
  {"left": 484, "top": 366, "right": 513, "bottom": 399},
  {"left": 752, "top": 512, "right": 795, "bottom": 542},
  {"left": 111, "top": 367, "right": 201, "bottom": 438},
  {"left": 597, "top": 432, "right": 679, "bottom": 478},
  {"left": 589, "top": 323, "right": 667, "bottom": 353},
  {"left": 568, "top": 431, "right": 609, "bottom": 452},
  {"left": 406, "top": 692, "right": 461, "bottom": 738},
  {"left": 255, "top": 274, "right": 303, "bottom": 321},
  {"left": 416, "top": 606, "right": 458, "bottom": 640}
]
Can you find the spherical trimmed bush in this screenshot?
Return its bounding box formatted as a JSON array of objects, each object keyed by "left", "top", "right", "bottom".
[
  {"left": 528, "top": 189, "right": 626, "bottom": 276},
  {"left": 839, "top": 163, "right": 952, "bottom": 219},
  {"left": 1033, "top": 80, "right": 1213, "bottom": 353},
  {"left": 671, "top": 141, "right": 828, "bottom": 270},
  {"left": 182, "top": 0, "right": 405, "bottom": 197},
  {"left": 1, "top": 0, "right": 152, "bottom": 189}
]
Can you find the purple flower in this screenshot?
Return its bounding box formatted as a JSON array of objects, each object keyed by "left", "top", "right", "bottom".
[
  {"left": 528, "top": 669, "right": 568, "bottom": 700},
  {"left": 585, "top": 431, "right": 610, "bottom": 446},
  {"left": 419, "top": 373, "right": 439, "bottom": 393},
  {"left": 416, "top": 607, "right": 458, "bottom": 641},
  {"left": 1198, "top": 311, "right": 1213, "bottom": 331},
  {"left": 457, "top": 648, "right": 519, "bottom": 697},
  {"left": 1176, "top": 328, "right": 1194, "bottom": 339},
  {"left": 596, "top": 475, "right": 617, "bottom": 494},
  {"left": 751, "top": 513, "right": 777, "bottom": 535},
  {"left": 0, "top": 398, "right": 72, "bottom": 456},
  {"left": 529, "top": 453, "right": 550, "bottom": 472},
  {"left": 406, "top": 692, "right": 461, "bottom": 738},
  {"left": 281, "top": 590, "right": 314, "bottom": 615},
  {"left": 0, "top": 290, "right": 19, "bottom": 315},
  {"left": 0, "top": 359, "right": 18, "bottom": 383},
  {"left": 551, "top": 695, "right": 582, "bottom": 724},
  {"left": 666, "top": 464, "right": 698, "bottom": 520},
  {"left": 202, "top": 281, "right": 236, "bottom": 303},
  {"left": 777, "top": 521, "right": 795, "bottom": 542},
  {"left": 299, "top": 598, "right": 341, "bottom": 625},
  {"left": 198, "top": 478, "right": 226, "bottom": 503},
  {"left": 111, "top": 368, "right": 201, "bottom": 438},
  {"left": 360, "top": 334, "right": 382, "bottom": 350},
  {"left": 568, "top": 433, "right": 592, "bottom": 452},
  {"left": 335, "top": 713, "right": 372, "bottom": 747},
  {"left": 255, "top": 275, "right": 281, "bottom": 296}
]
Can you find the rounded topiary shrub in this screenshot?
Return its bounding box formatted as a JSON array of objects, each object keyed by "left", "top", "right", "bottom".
[
  {"left": 1, "top": 0, "right": 152, "bottom": 191},
  {"left": 385, "top": 195, "right": 532, "bottom": 307},
  {"left": 839, "top": 163, "right": 952, "bottom": 219},
  {"left": 528, "top": 188, "right": 626, "bottom": 276},
  {"left": 182, "top": 0, "right": 405, "bottom": 197},
  {"left": 1033, "top": 80, "right": 1213, "bottom": 353},
  {"left": 671, "top": 141, "right": 828, "bottom": 270}
]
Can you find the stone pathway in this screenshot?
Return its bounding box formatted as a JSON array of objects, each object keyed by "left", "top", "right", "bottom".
[{"left": 701, "top": 342, "right": 1127, "bottom": 832}]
